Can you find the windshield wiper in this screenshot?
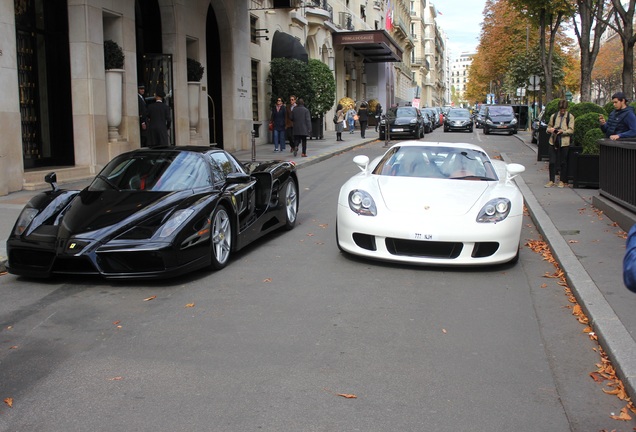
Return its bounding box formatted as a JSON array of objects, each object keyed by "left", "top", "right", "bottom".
[
  {"left": 97, "top": 175, "right": 120, "bottom": 191},
  {"left": 450, "top": 175, "right": 496, "bottom": 181}
]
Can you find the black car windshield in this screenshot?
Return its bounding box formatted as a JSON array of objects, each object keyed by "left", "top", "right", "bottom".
[
  {"left": 374, "top": 146, "right": 497, "bottom": 180},
  {"left": 449, "top": 109, "right": 471, "bottom": 118},
  {"left": 90, "top": 151, "right": 213, "bottom": 192},
  {"left": 388, "top": 107, "right": 418, "bottom": 118},
  {"left": 488, "top": 106, "right": 514, "bottom": 116}
]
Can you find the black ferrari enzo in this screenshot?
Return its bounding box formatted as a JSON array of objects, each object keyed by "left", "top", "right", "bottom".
[{"left": 7, "top": 146, "right": 299, "bottom": 279}]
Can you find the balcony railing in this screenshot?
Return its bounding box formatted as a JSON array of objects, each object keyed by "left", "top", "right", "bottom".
[
  {"left": 338, "top": 11, "right": 353, "bottom": 30},
  {"left": 373, "top": 0, "right": 382, "bottom": 10},
  {"left": 599, "top": 139, "right": 636, "bottom": 212}
]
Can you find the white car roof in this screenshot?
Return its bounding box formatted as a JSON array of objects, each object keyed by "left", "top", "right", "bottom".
[{"left": 389, "top": 140, "right": 486, "bottom": 153}]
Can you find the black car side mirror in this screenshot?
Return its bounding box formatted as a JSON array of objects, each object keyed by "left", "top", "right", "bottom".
[{"left": 44, "top": 172, "right": 58, "bottom": 192}]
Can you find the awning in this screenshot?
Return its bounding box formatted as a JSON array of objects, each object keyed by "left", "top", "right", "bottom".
[
  {"left": 333, "top": 30, "right": 403, "bottom": 63},
  {"left": 271, "top": 30, "right": 309, "bottom": 63}
]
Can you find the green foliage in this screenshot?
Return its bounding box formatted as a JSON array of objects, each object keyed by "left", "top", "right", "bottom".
[
  {"left": 267, "top": 58, "right": 336, "bottom": 117},
  {"left": 544, "top": 99, "right": 562, "bottom": 120},
  {"left": 307, "top": 59, "right": 336, "bottom": 117},
  {"left": 604, "top": 101, "right": 614, "bottom": 115},
  {"left": 582, "top": 128, "right": 604, "bottom": 155},
  {"left": 104, "top": 40, "right": 124, "bottom": 70},
  {"left": 268, "top": 58, "right": 311, "bottom": 110},
  {"left": 187, "top": 58, "right": 205, "bottom": 82},
  {"left": 569, "top": 102, "right": 605, "bottom": 118},
  {"left": 573, "top": 112, "right": 602, "bottom": 147}
]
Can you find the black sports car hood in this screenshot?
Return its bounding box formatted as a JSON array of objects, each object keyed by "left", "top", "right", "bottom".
[
  {"left": 58, "top": 189, "right": 189, "bottom": 238},
  {"left": 391, "top": 116, "right": 418, "bottom": 126}
]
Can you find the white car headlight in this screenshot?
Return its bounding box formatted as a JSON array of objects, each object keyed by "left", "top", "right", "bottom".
[
  {"left": 477, "top": 198, "right": 511, "bottom": 223},
  {"left": 14, "top": 208, "right": 39, "bottom": 235},
  {"left": 485, "top": 119, "right": 493, "bottom": 125},
  {"left": 410, "top": 119, "right": 417, "bottom": 124},
  {"left": 348, "top": 190, "right": 377, "bottom": 216},
  {"left": 511, "top": 118, "right": 518, "bottom": 124},
  {"left": 159, "top": 209, "right": 195, "bottom": 237}
]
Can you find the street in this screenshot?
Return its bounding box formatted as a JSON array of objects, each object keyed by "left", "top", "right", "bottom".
[{"left": 0, "top": 130, "right": 635, "bottom": 431}]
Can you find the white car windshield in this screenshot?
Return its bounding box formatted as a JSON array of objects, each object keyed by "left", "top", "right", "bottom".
[{"left": 374, "top": 146, "right": 498, "bottom": 180}]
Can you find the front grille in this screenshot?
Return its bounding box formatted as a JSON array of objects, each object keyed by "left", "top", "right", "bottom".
[
  {"left": 52, "top": 256, "right": 99, "bottom": 274},
  {"left": 353, "top": 233, "right": 377, "bottom": 251},
  {"left": 98, "top": 251, "right": 165, "bottom": 273},
  {"left": 9, "top": 249, "right": 55, "bottom": 270},
  {"left": 385, "top": 238, "right": 462, "bottom": 258},
  {"left": 471, "top": 242, "right": 499, "bottom": 258}
]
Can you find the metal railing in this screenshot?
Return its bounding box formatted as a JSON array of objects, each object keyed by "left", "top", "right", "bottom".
[{"left": 600, "top": 139, "right": 636, "bottom": 212}]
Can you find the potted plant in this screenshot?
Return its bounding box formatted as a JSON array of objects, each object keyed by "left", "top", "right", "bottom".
[
  {"left": 187, "top": 58, "right": 205, "bottom": 136},
  {"left": 307, "top": 59, "right": 336, "bottom": 139},
  {"left": 104, "top": 40, "right": 125, "bottom": 141},
  {"left": 571, "top": 127, "right": 603, "bottom": 188}
]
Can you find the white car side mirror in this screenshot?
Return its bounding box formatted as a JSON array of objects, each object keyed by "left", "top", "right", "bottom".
[
  {"left": 353, "top": 155, "right": 370, "bottom": 173},
  {"left": 506, "top": 163, "right": 525, "bottom": 182}
]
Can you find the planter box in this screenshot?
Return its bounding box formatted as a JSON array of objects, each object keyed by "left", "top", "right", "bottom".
[
  {"left": 537, "top": 125, "right": 550, "bottom": 161},
  {"left": 310, "top": 116, "right": 324, "bottom": 140},
  {"left": 571, "top": 149, "right": 599, "bottom": 189}
]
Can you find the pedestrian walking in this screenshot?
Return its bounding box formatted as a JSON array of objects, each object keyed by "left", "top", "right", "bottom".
[
  {"left": 335, "top": 104, "right": 346, "bottom": 141},
  {"left": 346, "top": 105, "right": 356, "bottom": 134},
  {"left": 545, "top": 99, "right": 575, "bottom": 188},
  {"left": 146, "top": 91, "right": 171, "bottom": 148},
  {"left": 289, "top": 98, "right": 312, "bottom": 157},
  {"left": 270, "top": 97, "right": 287, "bottom": 152},
  {"left": 375, "top": 103, "right": 383, "bottom": 132},
  {"left": 285, "top": 95, "right": 297, "bottom": 151},
  {"left": 357, "top": 102, "right": 369, "bottom": 138}
]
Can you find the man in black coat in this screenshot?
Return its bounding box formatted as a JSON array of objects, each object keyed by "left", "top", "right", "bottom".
[
  {"left": 146, "top": 91, "right": 171, "bottom": 148},
  {"left": 289, "top": 98, "right": 312, "bottom": 157},
  {"left": 137, "top": 85, "right": 148, "bottom": 147}
]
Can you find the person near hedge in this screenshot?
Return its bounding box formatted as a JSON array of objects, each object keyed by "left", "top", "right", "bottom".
[
  {"left": 335, "top": 104, "right": 346, "bottom": 141},
  {"left": 545, "top": 99, "right": 575, "bottom": 188},
  {"left": 285, "top": 95, "right": 297, "bottom": 151},
  {"left": 599, "top": 91, "right": 636, "bottom": 141},
  {"left": 357, "top": 102, "right": 369, "bottom": 139},
  {"left": 289, "top": 98, "right": 312, "bottom": 157},
  {"left": 270, "top": 97, "right": 287, "bottom": 152}
]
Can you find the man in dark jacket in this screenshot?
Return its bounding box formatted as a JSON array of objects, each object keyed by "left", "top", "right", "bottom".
[
  {"left": 289, "top": 98, "right": 312, "bottom": 157},
  {"left": 600, "top": 91, "right": 636, "bottom": 141},
  {"left": 138, "top": 85, "right": 148, "bottom": 147},
  {"left": 146, "top": 91, "right": 171, "bottom": 148}
]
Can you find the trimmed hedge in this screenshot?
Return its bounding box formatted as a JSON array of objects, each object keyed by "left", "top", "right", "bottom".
[
  {"left": 544, "top": 99, "right": 562, "bottom": 121},
  {"left": 569, "top": 102, "right": 605, "bottom": 118},
  {"left": 573, "top": 112, "right": 601, "bottom": 147},
  {"left": 582, "top": 128, "right": 604, "bottom": 155}
]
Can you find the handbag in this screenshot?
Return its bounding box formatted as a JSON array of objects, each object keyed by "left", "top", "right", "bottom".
[
  {"left": 268, "top": 121, "right": 273, "bottom": 131},
  {"left": 353, "top": 115, "right": 359, "bottom": 121}
]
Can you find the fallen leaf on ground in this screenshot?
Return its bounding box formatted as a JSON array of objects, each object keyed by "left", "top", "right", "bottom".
[
  {"left": 337, "top": 393, "right": 357, "bottom": 399},
  {"left": 143, "top": 295, "right": 157, "bottom": 301},
  {"left": 609, "top": 406, "right": 632, "bottom": 421},
  {"left": 568, "top": 240, "right": 579, "bottom": 244},
  {"left": 9, "top": 346, "right": 17, "bottom": 350},
  {"left": 4, "top": 397, "right": 13, "bottom": 408},
  {"left": 263, "top": 278, "right": 272, "bottom": 283},
  {"left": 108, "top": 376, "right": 123, "bottom": 381},
  {"left": 113, "top": 320, "right": 120, "bottom": 325},
  {"left": 185, "top": 303, "right": 195, "bottom": 308}
]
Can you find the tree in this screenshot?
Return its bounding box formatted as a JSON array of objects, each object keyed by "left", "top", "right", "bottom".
[
  {"left": 571, "top": 0, "right": 611, "bottom": 101},
  {"left": 508, "top": 0, "right": 575, "bottom": 101},
  {"left": 268, "top": 58, "right": 311, "bottom": 108},
  {"left": 608, "top": 0, "right": 636, "bottom": 99},
  {"left": 306, "top": 59, "right": 336, "bottom": 118},
  {"left": 592, "top": 36, "right": 623, "bottom": 103}
]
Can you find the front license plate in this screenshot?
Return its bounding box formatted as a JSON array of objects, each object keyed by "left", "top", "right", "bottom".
[
  {"left": 412, "top": 232, "right": 435, "bottom": 240},
  {"left": 392, "top": 128, "right": 403, "bottom": 132},
  {"left": 497, "top": 125, "right": 506, "bottom": 128}
]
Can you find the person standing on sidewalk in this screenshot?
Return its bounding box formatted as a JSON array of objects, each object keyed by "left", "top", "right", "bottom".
[
  {"left": 285, "top": 95, "right": 297, "bottom": 151},
  {"left": 290, "top": 98, "right": 311, "bottom": 157},
  {"left": 374, "top": 103, "right": 382, "bottom": 132},
  {"left": 346, "top": 105, "right": 356, "bottom": 134},
  {"left": 138, "top": 85, "right": 148, "bottom": 147},
  {"left": 270, "top": 97, "right": 287, "bottom": 152},
  {"left": 335, "top": 104, "right": 345, "bottom": 141},
  {"left": 545, "top": 99, "right": 575, "bottom": 188},
  {"left": 357, "top": 102, "right": 369, "bottom": 139},
  {"left": 599, "top": 91, "right": 636, "bottom": 141}
]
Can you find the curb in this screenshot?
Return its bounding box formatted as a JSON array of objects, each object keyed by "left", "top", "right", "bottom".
[{"left": 508, "top": 138, "right": 636, "bottom": 401}]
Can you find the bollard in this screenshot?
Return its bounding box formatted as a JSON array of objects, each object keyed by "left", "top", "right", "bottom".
[
  {"left": 251, "top": 129, "right": 256, "bottom": 162},
  {"left": 383, "top": 114, "right": 390, "bottom": 147}
]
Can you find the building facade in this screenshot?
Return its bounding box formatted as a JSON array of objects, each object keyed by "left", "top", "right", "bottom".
[
  {"left": 450, "top": 52, "right": 474, "bottom": 107},
  {"left": 0, "top": 0, "right": 447, "bottom": 196}
]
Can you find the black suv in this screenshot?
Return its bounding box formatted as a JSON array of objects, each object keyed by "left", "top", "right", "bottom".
[{"left": 482, "top": 105, "right": 518, "bottom": 135}]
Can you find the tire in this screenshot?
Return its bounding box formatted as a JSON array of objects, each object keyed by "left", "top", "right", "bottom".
[
  {"left": 210, "top": 205, "right": 232, "bottom": 270},
  {"left": 531, "top": 133, "right": 537, "bottom": 144},
  {"left": 483, "top": 127, "right": 490, "bottom": 135},
  {"left": 444, "top": 126, "right": 449, "bottom": 132},
  {"left": 468, "top": 127, "right": 473, "bottom": 133},
  {"left": 379, "top": 132, "right": 385, "bottom": 140},
  {"left": 283, "top": 179, "right": 298, "bottom": 230}
]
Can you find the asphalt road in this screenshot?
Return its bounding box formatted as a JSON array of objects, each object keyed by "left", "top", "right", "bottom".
[{"left": 0, "top": 130, "right": 634, "bottom": 431}]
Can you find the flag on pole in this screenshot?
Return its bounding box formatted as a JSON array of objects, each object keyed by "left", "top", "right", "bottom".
[{"left": 386, "top": 0, "right": 393, "bottom": 31}]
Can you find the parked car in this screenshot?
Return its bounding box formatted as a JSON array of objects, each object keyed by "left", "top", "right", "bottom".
[
  {"left": 379, "top": 106, "right": 425, "bottom": 140},
  {"left": 483, "top": 105, "right": 518, "bottom": 135},
  {"left": 531, "top": 110, "right": 547, "bottom": 143},
  {"left": 474, "top": 105, "right": 488, "bottom": 129},
  {"left": 336, "top": 141, "right": 526, "bottom": 265},
  {"left": 444, "top": 108, "right": 474, "bottom": 132},
  {"left": 6, "top": 146, "right": 299, "bottom": 279},
  {"left": 421, "top": 109, "right": 433, "bottom": 133},
  {"left": 422, "top": 108, "right": 438, "bottom": 130}
]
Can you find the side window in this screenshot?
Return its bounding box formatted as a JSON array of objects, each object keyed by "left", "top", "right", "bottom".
[{"left": 209, "top": 152, "right": 238, "bottom": 182}]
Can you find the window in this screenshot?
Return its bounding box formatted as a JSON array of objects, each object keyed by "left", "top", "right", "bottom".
[
  {"left": 251, "top": 60, "right": 259, "bottom": 122},
  {"left": 250, "top": 15, "right": 257, "bottom": 44}
]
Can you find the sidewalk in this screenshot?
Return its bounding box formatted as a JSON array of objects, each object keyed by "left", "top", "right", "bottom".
[{"left": 1, "top": 129, "right": 635, "bottom": 400}]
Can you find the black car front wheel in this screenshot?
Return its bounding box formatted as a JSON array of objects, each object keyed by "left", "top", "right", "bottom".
[
  {"left": 210, "top": 205, "right": 232, "bottom": 270},
  {"left": 284, "top": 179, "right": 298, "bottom": 230}
]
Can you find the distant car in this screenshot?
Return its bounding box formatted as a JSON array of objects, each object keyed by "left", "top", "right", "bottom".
[
  {"left": 421, "top": 110, "right": 433, "bottom": 133},
  {"left": 531, "top": 110, "right": 547, "bottom": 143},
  {"left": 336, "top": 141, "right": 526, "bottom": 265},
  {"left": 422, "top": 108, "right": 438, "bottom": 130},
  {"left": 474, "top": 105, "right": 488, "bottom": 129},
  {"left": 379, "top": 106, "right": 425, "bottom": 140},
  {"left": 7, "top": 146, "right": 299, "bottom": 279},
  {"left": 444, "top": 108, "right": 474, "bottom": 132},
  {"left": 483, "top": 105, "right": 518, "bottom": 135}
]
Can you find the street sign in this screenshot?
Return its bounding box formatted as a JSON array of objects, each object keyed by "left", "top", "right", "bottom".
[{"left": 528, "top": 75, "right": 540, "bottom": 87}]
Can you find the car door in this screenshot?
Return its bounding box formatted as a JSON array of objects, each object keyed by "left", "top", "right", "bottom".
[{"left": 209, "top": 152, "right": 257, "bottom": 232}]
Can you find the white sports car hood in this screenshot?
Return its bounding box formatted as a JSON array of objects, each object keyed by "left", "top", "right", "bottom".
[{"left": 376, "top": 176, "right": 490, "bottom": 216}]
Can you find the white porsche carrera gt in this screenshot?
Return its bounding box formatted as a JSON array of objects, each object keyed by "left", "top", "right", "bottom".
[{"left": 336, "top": 141, "right": 526, "bottom": 266}]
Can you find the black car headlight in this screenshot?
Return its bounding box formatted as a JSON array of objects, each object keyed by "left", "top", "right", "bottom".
[
  {"left": 477, "top": 198, "right": 511, "bottom": 223},
  {"left": 410, "top": 119, "right": 417, "bottom": 124},
  {"left": 348, "top": 190, "right": 377, "bottom": 216},
  {"left": 14, "top": 208, "right": 39, "bottom": 235},
  {"left": 159, "top": 209, "right": 195, "bottom": 237},
  {"left": 485, "top": 119, "right": 494, "bottom": 125},
  {"left": 511, "top": 118, "right": 518, "bottom": 125}
]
